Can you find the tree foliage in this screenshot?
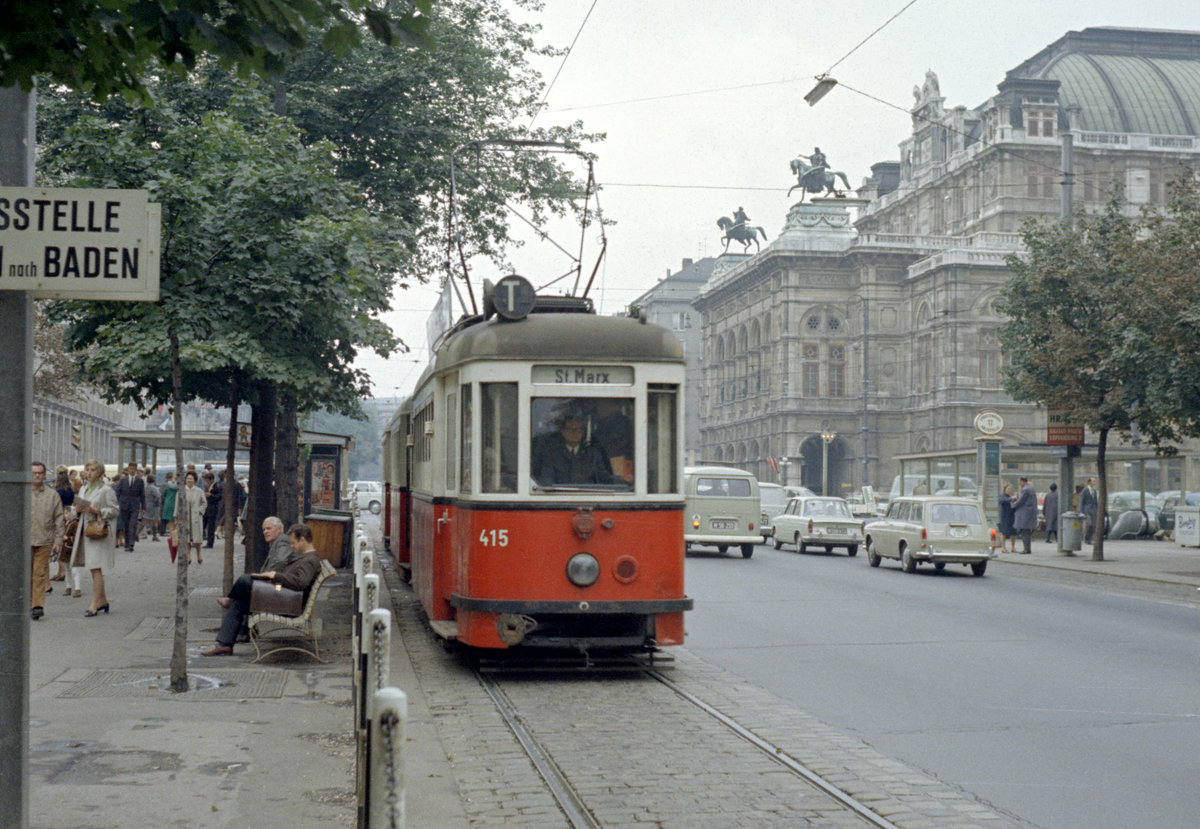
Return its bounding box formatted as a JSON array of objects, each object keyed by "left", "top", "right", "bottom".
[
  {"left": 40, "top": 83, "right": 406, "bottom": 416},
  {"left": 999, "top": 195, "right": 1141, "bottom": 438},
  {"left": 280, "top": 0, "right": 604, "bottom": 281},
  {"left": 0, "top": 0, "right": 431, "bottom": 99}
]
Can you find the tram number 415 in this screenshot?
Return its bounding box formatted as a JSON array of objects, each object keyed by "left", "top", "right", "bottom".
[{"left": 479, "top": 529, "right": 509, "bottom": 547}]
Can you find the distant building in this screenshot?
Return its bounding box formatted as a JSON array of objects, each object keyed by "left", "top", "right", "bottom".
[
  {"left": 628, "top": 257, "right": 716, "bottom": 461},
  {"left": 694, "top": 27, "right": 1200, "bottom": 495}
]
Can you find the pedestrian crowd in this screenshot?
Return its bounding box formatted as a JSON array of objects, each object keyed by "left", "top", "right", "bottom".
[
  {"left": 28, "top": 460, "right": 249, "bottom": 621},
  {"left": 996, "top": 475, "right": 1098, "bottom": 553}
]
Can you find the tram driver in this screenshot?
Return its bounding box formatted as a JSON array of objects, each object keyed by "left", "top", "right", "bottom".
[{"left": 533, "top": 412, "right": 614, "bottom": 487}]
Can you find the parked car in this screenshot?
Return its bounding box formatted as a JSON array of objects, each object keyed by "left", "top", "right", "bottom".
[
  {"left": 758, "top": 483, "right": 790, "bottom": 542},
  {"left": 771, "top": 496, "right": 864, "bottom": 556},
  {"left": 351, "top": 480, "right": 383, "bottom": 514},
  {"left": 1157, "top": 491, "right": 1200, "bottom": 532},
  {"left": 864, "top": 496, "right": 994, "bottom": 576}
]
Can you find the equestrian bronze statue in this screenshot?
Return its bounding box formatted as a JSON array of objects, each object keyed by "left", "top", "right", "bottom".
[{"left": 717, "top": 215, "right": 768, "bottom": 253}]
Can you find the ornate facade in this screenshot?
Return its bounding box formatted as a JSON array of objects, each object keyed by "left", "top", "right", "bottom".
[{"left": 694, "top": 27, "right": 1200, "bottom": 496}]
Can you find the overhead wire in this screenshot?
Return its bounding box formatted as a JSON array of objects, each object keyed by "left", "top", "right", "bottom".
[{"left": 529, "top": 0, "right": 599, "bottom": 128}]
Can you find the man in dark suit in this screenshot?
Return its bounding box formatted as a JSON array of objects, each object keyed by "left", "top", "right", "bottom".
[
  {"left": 113, "top": 462, "right": 145, "bottom": 553},
  {"left": 534, "top": 413, "right": 613, "bottom": 487}
]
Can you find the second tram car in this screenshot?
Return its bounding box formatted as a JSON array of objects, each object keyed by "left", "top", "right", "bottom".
[{"left": 383, "top": 276, "right": 692, "bottom": 653}]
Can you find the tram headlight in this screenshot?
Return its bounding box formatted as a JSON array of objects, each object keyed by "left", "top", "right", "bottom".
[{"left": 566, "top": 553, "right": 601, "bottom": 587}]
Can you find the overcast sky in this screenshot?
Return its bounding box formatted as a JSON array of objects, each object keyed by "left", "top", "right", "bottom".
[{"left": 358, "top": 0, "right": 1200, "bottom": 400}]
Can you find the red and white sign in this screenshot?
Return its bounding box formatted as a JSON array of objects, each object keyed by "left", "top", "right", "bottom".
[{"left": 1047, "top": 408, "right": 1084, "bottom": 445}]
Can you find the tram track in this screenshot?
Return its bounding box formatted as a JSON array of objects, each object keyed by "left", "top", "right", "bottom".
[{"left": 475, "top": 663, "right": 902, "bottom": 829}]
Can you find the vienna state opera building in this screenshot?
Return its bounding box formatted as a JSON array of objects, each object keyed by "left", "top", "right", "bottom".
[{"left": 689, "top": 27, "right": 1200, "bottom": 496}]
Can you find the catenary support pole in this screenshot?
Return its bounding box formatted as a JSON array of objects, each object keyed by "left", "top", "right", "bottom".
[{"left": 0, "top": 82, "right": 37, "bottom": 829}]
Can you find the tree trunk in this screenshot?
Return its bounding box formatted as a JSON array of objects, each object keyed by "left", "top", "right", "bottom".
[
  {"left": 246, "top": 380, "right": 277, "bottom": 571},
  {"left": 169, "top": 330, "right": 190, "bottom": 692},
  {"left": 276, "top": 390, "right": 300, "bottom": 527},
  {"left": 222, "top": 373, "right": 239, "bottom": 595},
  {"left": 1093, "top": 426, "right": 1109, "bottom": 562}
]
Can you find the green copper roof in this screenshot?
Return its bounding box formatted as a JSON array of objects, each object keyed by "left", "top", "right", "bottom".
[{"left": 1039, "top": 52, "right": 1200, "bottom": 135}]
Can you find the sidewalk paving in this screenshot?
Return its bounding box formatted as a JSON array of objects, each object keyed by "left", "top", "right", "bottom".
[
  {"left": 27, "top": 534, "right": 359, "bottom": 828},
  {"left": 993, "top": 535, "right": 1200, "bottom": 588}
]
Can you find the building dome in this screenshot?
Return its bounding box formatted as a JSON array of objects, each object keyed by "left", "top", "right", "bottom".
[{"left": 1012, "top": 28, "right": 1200, "bottom": 136}]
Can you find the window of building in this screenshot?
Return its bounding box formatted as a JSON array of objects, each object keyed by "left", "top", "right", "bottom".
[
  {"left": 802, "top": 343, "right": 820, "bottom": 397},
  {"left": 1026, "top": 164, "right": 1056, "bottom": 198},
  {"left": 1025, "top": 108, "right": 1056, "bottom": 138},
  {"left": 979, "top": 329, "right": 1000, "bottom": 389},
  {"left": 916, "top": 333, "right": 932, "bottom": 393},
  {"left": 828, "top": 345, "right": 845, "bottom": 398}
]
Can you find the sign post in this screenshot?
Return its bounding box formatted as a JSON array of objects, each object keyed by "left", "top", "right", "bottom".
[
  {"left": 0, "top": 186, "right": 160, "bottom": 301},
  {"left": 0, "top": 172, "right": 159, "bottom": 828},
  {"left": 1048, "top": 409, "right": 1085, "bottom": 554}
]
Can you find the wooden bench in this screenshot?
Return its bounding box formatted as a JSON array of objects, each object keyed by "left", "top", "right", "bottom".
[{"left": 248, "top": 559, "right": 337, "bottom": 662}]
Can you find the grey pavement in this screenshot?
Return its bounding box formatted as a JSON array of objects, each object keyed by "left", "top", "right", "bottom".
[
  {"left": 993, "top": 535, "right": 1200, "bottom": 588},
  {"left": 25, "top": 525, "right": 1200, "bottom": 828}
]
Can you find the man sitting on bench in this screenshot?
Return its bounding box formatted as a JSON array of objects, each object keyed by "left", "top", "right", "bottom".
[{"left": 202, "top": 523, "right": 322, "bottom": 657}]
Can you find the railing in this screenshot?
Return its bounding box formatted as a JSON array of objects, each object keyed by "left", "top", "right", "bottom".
[{"left": 349, "top": 489, "right": 408, "bottom": 829}]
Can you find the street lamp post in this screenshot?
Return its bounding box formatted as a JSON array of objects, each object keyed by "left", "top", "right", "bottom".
[
  {"left": 821, "top": 432, "right": 836, "bottom": 496},
  {"left": 778, "top": 457, "right": 791, "bottom": 488}
]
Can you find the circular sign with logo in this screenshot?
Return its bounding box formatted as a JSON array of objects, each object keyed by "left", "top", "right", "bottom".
[{"left": 974, "top": 411, "right": 1004, "bottom": 436}]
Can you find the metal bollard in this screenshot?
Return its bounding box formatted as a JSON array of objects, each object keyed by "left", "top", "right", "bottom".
[
  {"left": 362, "top": 608, "right": 391, "bottom": 727},
  {"left": 362, "top": 573, "right": 380, "bottom": 615},
  {"left": 368, "top": 687, "right": 407, "bottom": 829}
]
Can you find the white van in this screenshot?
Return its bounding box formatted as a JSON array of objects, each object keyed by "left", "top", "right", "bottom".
[
  {"left": 758, "top": 482, "right": 790, "bottom": 542},
  {"left": 683, "top": 466, "right": 761, "bottom": 558}
]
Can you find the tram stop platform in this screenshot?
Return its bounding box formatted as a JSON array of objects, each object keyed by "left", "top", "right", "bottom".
[{"left": 25, "top": 530, "right": 469, "bottom": 829}]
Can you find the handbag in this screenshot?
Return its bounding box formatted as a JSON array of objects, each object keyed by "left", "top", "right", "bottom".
[
  {"left": 84, "top": 518, "right": 109, "bottom": 539},
  {"left": 249, "top": 580, "right": 304, "bottom": 616}
]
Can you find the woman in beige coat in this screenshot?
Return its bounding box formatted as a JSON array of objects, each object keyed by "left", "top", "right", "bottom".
[
  {"left": 72, "top": 459, "right": 119, "bottom": 616},
  {"left": 172, "top": 470, "right": 207, "bottom": 565}
]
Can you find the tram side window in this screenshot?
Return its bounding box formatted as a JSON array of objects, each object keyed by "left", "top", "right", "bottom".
[
  {"left": 445, "top": 391, "right": 457, "bottom": 490},
  {"left": 530, "top": 396, "right": 633, "bottom": 491},
  {"left": 647, "top": 385, "right": 678, "bottom": 494},
  {"left": 481, "top": 383, "right": 517, "bottom": 493},
  {"left": 460, "top": 386, "right": 472, "bottom": 493}
]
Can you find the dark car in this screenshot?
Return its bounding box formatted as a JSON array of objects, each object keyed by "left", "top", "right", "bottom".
[{"left": 1157, "top": 491, "right": 1200, "bottom": 532}]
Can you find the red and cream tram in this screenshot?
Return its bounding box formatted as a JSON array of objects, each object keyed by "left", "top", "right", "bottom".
[{"left": 382, "top": 275, "right": 692, "bottom": 653}]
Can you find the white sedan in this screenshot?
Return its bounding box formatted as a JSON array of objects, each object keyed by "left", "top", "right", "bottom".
[{"left": 771, "top": 496, "right": 864, "bottom": 556}]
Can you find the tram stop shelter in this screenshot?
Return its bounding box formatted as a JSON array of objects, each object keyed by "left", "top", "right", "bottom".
[
  {"left": 111, "top": 428, "right": 355, "bottom": 517},
  {"left": 892, "top": 441, "right": 1196, "bottom": 528}
]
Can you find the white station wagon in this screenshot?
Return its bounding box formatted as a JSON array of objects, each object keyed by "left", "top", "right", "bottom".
[
  {"left": 771, "top": 496, "right": 864, "bottom": 556},
  {"left": 864, "top": 496, "right": 995, "bottom": 576}
]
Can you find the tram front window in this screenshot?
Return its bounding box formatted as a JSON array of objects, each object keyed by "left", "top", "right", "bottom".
[{"left": 530, "top": 397, "right": 633, "bottom": 492}]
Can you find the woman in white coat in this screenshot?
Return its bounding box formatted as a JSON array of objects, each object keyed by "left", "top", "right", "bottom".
[
  {"left": 72, "top": 459, "right": 119, "bottom": 616},
  {"left": 173, "top": 470, "right": 207, "bottom": 565}
]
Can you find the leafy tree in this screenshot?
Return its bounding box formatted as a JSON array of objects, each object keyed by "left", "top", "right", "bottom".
[
  {"left": 1123, "top": 172, "right": 1200, "bottom": 447},
  {"left": 33, "top": 304, "right": 86, "bottom": 401},
  {"left": 999, "top": 196, "right": 1142, "bottom": 561},
  {"left": 0, "top": 0, "right": 431, "bottom": 99},
  {"left": 281, "top": 0, "right": 604, "bottom": 283}
]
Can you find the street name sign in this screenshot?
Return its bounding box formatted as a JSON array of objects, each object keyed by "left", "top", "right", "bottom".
[{"left": 0, "top": 187, "right": 160, "bottom": 301}]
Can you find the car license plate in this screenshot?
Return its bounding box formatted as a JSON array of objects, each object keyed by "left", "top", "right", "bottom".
[
  {"left": 711, "top": 520, "right": 736, "bottom": 530},
  {"left": 949, "top": 526, "right": 969, "bottom": 538}
]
